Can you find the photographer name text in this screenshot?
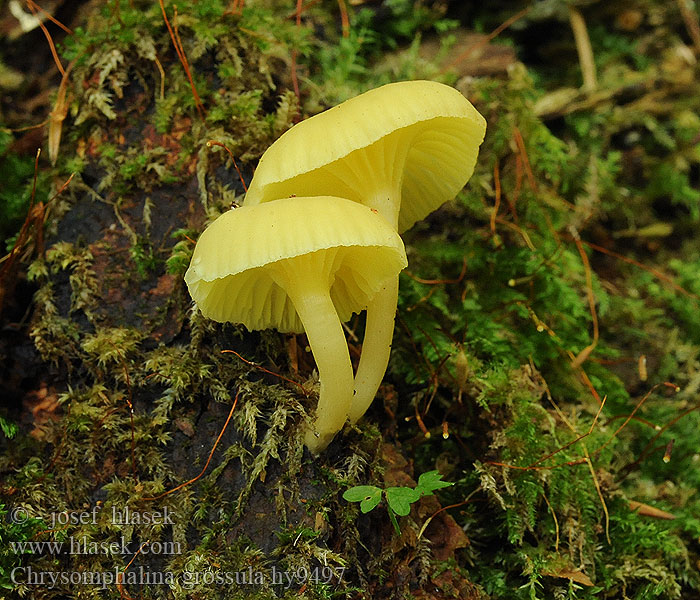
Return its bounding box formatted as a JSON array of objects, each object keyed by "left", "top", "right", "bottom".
[{"left": 48, "top": 506, "right": 173, "bottom": 528}]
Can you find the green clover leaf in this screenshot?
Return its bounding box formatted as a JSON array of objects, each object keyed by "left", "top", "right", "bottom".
[
  {"left": 342, "top": 485, "right": 383, "bottom": 513},
  {"left": 415, "top": 470, "right": 454, "bottom": 496},
  {"left": 385, "top": 487, "right": 421, "bottom": 516}
]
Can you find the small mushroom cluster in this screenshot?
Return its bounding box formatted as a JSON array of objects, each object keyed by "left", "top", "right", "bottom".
[{"left": 185, "top": 80, "right": 486, "bottom": 454}]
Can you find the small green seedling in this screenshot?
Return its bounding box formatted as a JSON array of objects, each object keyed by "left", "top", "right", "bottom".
[
  {"left": 342, "top": 470, "right": 453, "bottom": 534},
  {"left": 0, "top": 417, "right": 18, "bottom": 440}
]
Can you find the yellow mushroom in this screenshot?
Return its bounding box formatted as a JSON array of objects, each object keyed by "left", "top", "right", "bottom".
[
  {"left": 244, "top": 80, "right": 486, "bottom": 424},
  {"left": 184, "top": 196, "right": 407, "bottom": 453}
]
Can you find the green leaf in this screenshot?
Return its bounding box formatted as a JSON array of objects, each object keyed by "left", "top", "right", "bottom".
[
  {"left": 385, "top": 487, "right": 421, "bottom": 516},
  {"left": 415, "top": 470, "right": 453, "bottom": 496},
  {"left": 342, "top": 486, "right": 382, "bottom": 513}
]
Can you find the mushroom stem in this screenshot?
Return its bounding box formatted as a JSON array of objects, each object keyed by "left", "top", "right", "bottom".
[
  {"left": 270, "top": 257, "right": 354, "bottom": 454},
  {"left": 350, "top": 194, "right": 401, "bottom": 424},
  {"left": 348, "top": 276, "right": 399, "bottom": 424},
  {"left": 568, "top": 5, "right": 597, "bottom": 93}
]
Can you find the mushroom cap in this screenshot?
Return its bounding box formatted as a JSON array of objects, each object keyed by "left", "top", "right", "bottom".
[
  {"left": 184, "top": 196, "right": 407, "bottom": 333},
  {"left": 244, "top": 80, "right": 486, "bottom": 232}
]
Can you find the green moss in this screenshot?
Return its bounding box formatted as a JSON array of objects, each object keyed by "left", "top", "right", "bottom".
[{"left": 0, "top": 130, "right": 48, "bottom": 251}]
